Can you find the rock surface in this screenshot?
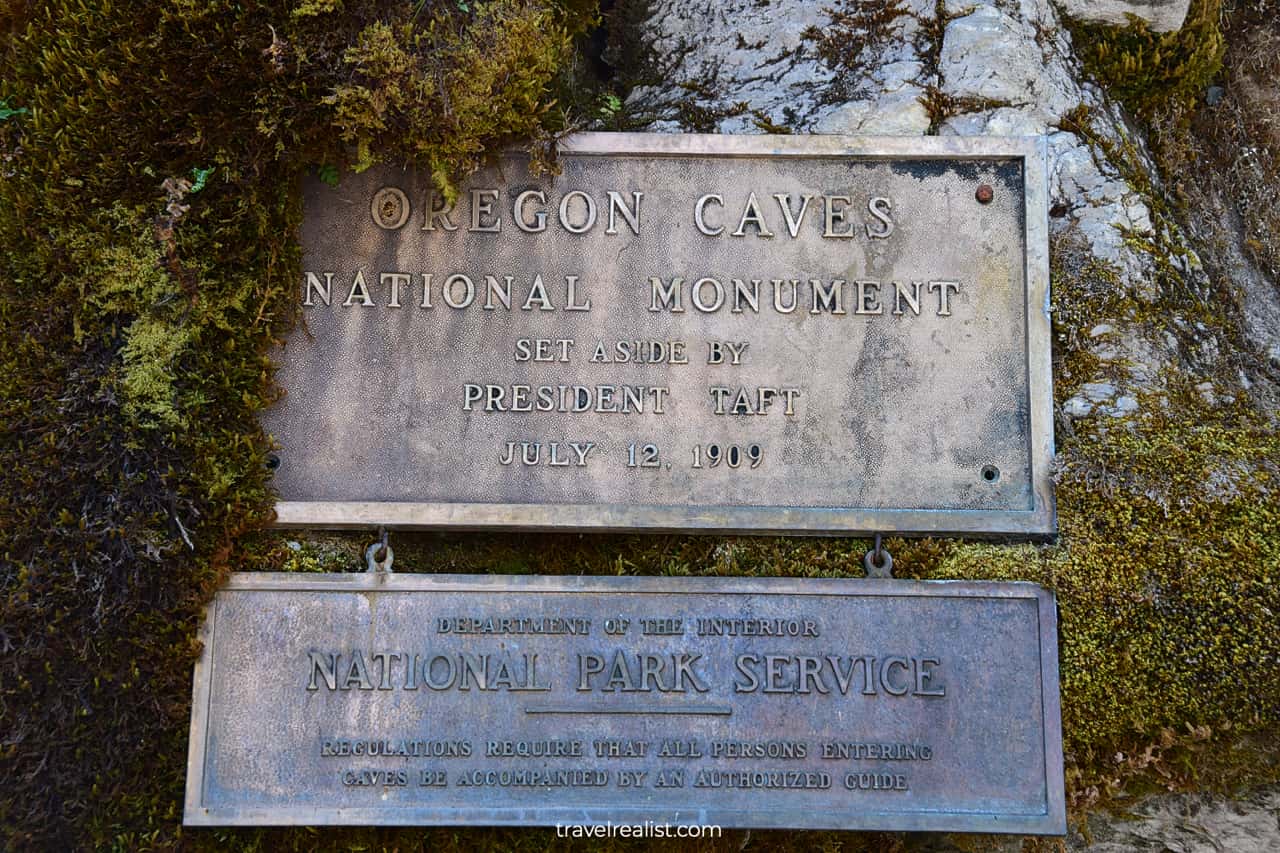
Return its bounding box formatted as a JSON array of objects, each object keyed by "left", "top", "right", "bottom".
[
  {"left": 896, "top": 784, "right": 1280, "bottom": 851},
  {"left": 1071, "top": 784, "right": 1280, "bottom": 852},
  {"left": 630, "top": 0, "right": 1157, "bottom": 281},
  {"left": 1056, "top": 0, "right": 1191, "bottom": 33},
  {"left": 625, "top": 0, "right": 1238, "bottom": 424}
]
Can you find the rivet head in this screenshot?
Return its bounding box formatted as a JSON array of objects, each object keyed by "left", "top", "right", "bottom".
[{"left": 976, "top": 184, "right": 994, "bottom": 204}]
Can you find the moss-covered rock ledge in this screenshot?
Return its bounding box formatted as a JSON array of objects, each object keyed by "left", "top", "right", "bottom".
[{"left": 2, "top": 0, "right": 1278, "bottom": 850}]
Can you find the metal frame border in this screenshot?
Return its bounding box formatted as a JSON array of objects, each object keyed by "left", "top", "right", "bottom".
[
  {"left": 185, "top": 573, "right": 1065, "bottom": 833},
  {"left": 273, "top": 132, "right": 1056, "bottom": 538}
]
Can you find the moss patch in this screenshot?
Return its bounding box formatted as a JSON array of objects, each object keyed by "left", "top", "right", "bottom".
[
  {"left": 1069, "top": 0, "right": 1225, "bottom": 118},
  {"left": 1152, "top": 0, "right": 1280, "bottom": 292}
]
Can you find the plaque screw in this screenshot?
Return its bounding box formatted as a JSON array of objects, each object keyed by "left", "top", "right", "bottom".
[{"left": 976, "top": 184, "right": 994, "bottom": 204}]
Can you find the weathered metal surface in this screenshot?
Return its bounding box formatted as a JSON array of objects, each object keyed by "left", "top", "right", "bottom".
[
  {"left": 185, "top": 573, "right": 1065, "bottom": 833},
  {"left": 265, "top": 133, "right": 1054, "bottom": 536}
]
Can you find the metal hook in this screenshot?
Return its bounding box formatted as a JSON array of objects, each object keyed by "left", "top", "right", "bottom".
[
  {"left": 366, "top": 526, "right": 393, "bottom": 573},
  {"left": 863, "top": 533, "right": 893, "bottom": 578}
]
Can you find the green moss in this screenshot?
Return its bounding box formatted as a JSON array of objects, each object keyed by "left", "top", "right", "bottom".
[
  {"left": 326, "top": 1, "right": 586, "bottom": 199},
  {"left": 1070, "top": 0, "right": 1225, "bottom": 117},
  {"left": 802, "top": 0, "right": 910, "bottom": 74},
  {"left": 923, "top": 393, "right": 1280, "bottom": 755},
  {"left": 801, "top": 0, "right": 921, "bottom": 112},
  {"left": 1152, "top": 2, "right": 1280, "bottom": 287},
  {"left": 751, "top": 110, "right": 793, "bottom": 134},
  {"left": 920, "top": 91, "right": 1014, "bottom": 133}
]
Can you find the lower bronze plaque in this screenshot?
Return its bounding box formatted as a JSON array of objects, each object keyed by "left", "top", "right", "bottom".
[{"left": 185, "top": 574, "right": 1065, "bottom": 833}]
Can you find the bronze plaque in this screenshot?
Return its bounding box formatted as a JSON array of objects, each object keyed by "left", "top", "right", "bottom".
[
  {"left": 184, "top": 573, "right": 1065, "bottom": 832},
  {"left": 266, "top": 133, "right": 1054, "bottom": 535}
]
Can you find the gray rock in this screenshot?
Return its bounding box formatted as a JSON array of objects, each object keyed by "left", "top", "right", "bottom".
[
  {"left": 940, "top": 106, "right": 1055, "bottom": 137},
  {"left": 813, "top": 93, "right": 931, "bottom": 136},
  {"left": 1107, "top": 395, "right": 1140, "bottom": 416},
  {"left": 1072, "top": 784, "right": 1280, "bottom": 852},
  {"left": 624, "top": 0, "right": 1254, "bottom": 436},
  {"left": 902, "top": 785, "right": 1280, "bottom": 851},
  {"left": 1083, "top": 382, "right": 1117, "bottom": 402},
  {"left": 625, "top": 0, "right": 841, "bottom": 133},
  {"left": 1064, "top": 396, "right": 1095, "bottom": 418},
  {"left": 938, "top": 5, "right": 1077, "bottom": 126},
  {"left": 1055, "top": 0, "right": 1191, "bottom": 33},
  {"left": 630, "top": 0, "right": 1163, "bottom": 298}
]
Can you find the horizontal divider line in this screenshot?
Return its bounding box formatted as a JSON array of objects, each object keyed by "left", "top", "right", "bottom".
[{"left": 525, "top": 705, "right": 732, "bottom": 716}]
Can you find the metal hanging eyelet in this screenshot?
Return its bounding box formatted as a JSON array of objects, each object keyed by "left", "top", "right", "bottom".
[
  {"left": 366, "top": 527, "right": 393, "bottom": 573},
  {"left": 863, "top": 533, "right": 893, "bottom": 578}
]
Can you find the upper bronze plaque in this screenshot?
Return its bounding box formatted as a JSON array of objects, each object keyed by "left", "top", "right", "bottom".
[{"left": 267, "top": 134, "right": 1054, "bottom": 535}]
